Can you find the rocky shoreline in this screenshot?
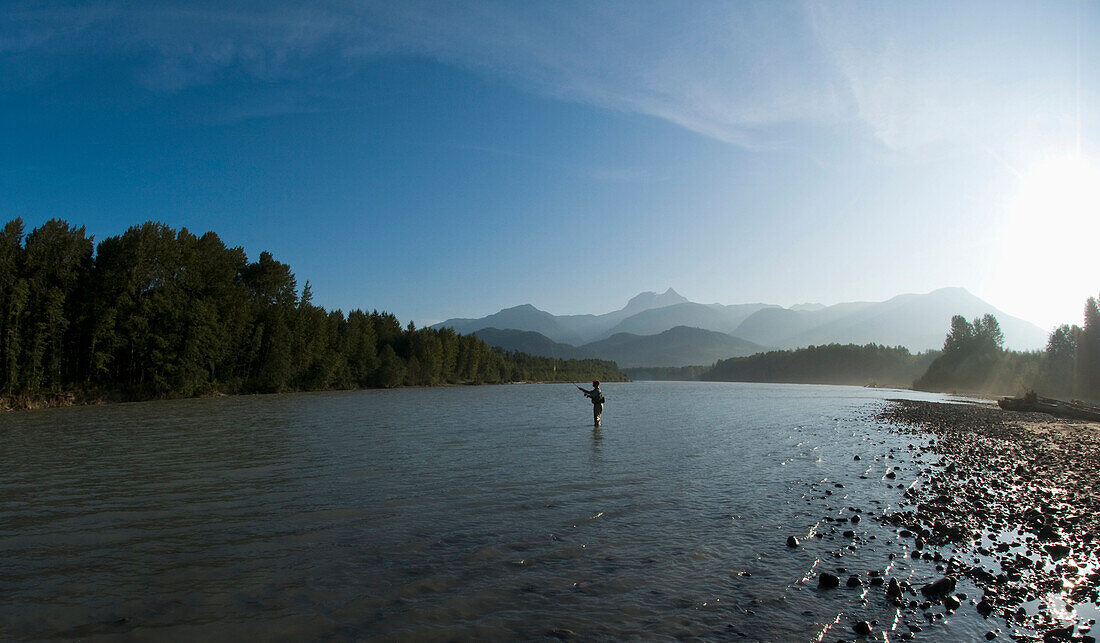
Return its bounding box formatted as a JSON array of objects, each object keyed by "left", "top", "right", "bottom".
[{"left": 874, "top": 399, "right": 1100, "bottom": 641}]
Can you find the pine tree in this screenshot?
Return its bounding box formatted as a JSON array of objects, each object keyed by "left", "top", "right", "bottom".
[
  {"left": 0, "top": 219, "right": 27, "bottom": 392},
  {"left": 20, "top": 219, "right": 93, "bottom": 390},
  {"left": 1042, "top": 324, "right": 1077, "bottom": 396},
  {"left": 1079, "top": 296, "right": 1100, "bottom": 400}
]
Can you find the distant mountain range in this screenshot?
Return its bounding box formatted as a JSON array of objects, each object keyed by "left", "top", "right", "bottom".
[
  {"left": 434, "top": 287, "right": 1050, "bottom": 368},
  {"left": 474, "top": 326, "right": 765, "bottom": 368}
]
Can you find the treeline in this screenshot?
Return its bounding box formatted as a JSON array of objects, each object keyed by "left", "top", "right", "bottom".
[
  {"left": 914, "top": 298, "right": 1100, "bottom": 400},
  {"left": 622, "top": 365, "right": 712, "bottom": 381},
  {"left": 702, "top": 343, "right": 937, "bottom": 387},
  {"left": 0, "top": 218, "right": 624, "bottom": 403}
]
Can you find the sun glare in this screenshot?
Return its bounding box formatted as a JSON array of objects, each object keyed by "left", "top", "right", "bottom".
[
  {"left": 1013, "top": 157, "right": 1100, "bottom": 231},
  {"left": 992, "top": 155, "right": 1100, "bottom": 329}
]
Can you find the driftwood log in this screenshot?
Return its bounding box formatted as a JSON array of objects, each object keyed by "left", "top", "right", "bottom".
[{"left": 998, "top": 391, "right": 1100, "bottom": 421}]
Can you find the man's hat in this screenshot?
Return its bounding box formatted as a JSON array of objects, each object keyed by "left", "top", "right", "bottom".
[{"left": 592, "top": 380, "right": 600, "bottom": 386}]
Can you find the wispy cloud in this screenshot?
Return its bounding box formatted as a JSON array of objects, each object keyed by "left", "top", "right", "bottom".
[
  {"left": 810, "top": 1, "right": 1092, "bottom": 164},
  {"left": 362, "top": 1, "right": 857, "bottom": 147},
  {"left": 3, "top": 0, "right": 1093, "bottom": 155},
  {"left": 2, "top": 2, "right": 855, "bottom": 143}
]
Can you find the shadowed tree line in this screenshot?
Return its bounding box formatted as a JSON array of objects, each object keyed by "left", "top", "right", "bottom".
[
  {"left": 0, "top": 218, "right": 624, "bottom": 403},
  {"left": 703, "top": 343, "right": 937, "bottom": 388},
  {"left": 626, "top": 345, "right": 937, "bottom": 386},
  {"left": 914, "top": 299, "right": 1100, "bottom": 400}
]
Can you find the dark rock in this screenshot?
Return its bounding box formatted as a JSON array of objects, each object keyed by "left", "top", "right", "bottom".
[
  {"left": 920, "top": 576, "right": 956, "bottom": 599},
  {"left": 944, "top": 595, "right": 961, "bottom": 611},
  {"left": 1042, "top": 625, "right": 1074, "bottom": 642},
  {"left": 1044, "top": 544, "right": 1071, "bottom": 560},
  {"left": 819, "top": 573, "right": 840, "bottom": 589},
  {"left": 976, "top": 599, "right": 994, "bottom": 616},
  {"left": 847, "top": 575, "right": 862, "bottom": 587},
  {"left": 887, "top": 578, "right": 903, "bottom": 600},
  {"left": 985, "top": 632, "right": 996, "bottom": 640},
  {"left": 853, "top": 620, "right": 872, "bottom": 636},
  {"left": 787, "top": 536, "right": 800, "bottom": 548}
]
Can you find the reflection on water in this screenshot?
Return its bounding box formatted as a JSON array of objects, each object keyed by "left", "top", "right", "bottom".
[{"left": 0, "top": 383, "right": 1003, "bottom": 639}]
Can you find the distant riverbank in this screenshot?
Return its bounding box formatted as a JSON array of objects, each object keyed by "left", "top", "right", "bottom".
[
  {"left": 876, "top": 398, "right": 1100, "bottom": 639},
  {"left": 1, "top": 376, "right": 629, "bottom": 413},
  {"left": 2, "top": 390, "right": 121, "bottom": 412}
]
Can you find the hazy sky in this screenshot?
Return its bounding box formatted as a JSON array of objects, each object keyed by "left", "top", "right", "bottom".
[{"left": 2, "top": 1, "right": 1097, "bottom": 331}]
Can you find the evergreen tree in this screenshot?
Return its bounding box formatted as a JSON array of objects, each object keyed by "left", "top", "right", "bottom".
[
  {"left": 973, "top": 314, "right": 1005, "bottom": 353},
  {"left": 242, "top": 251, "right": 298, "bottom": 393},
  {"left": 943, "top": 315, "right": 974, "bottom": 355},
  {"left": 1041, "top": 324, "right": 1077, "bottom": 396},
  {"left": 376, "top": 344, "right": 406, "bottom": 388},
  {"left": 345, "top": 310, "right": 379, "bottom": 386},
  {"left": 20, "top": 220, "right": 93, "bottom": 390},
  {"left": 915, "top": 313, "right": 1007, "bottom": 392},
  {"left": 0, "top": 219, "right": 27, "bottom": 392},
  {"left": 1079, "top": 296, "right": 1100, "bottom": 400}
]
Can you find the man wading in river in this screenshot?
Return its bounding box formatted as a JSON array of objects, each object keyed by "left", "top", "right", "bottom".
[{"left": 577, "top": 381, "right": 605, "bottom": 427}]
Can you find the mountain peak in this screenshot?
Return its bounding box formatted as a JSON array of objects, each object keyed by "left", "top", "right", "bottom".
[
  {"left": 624, "top": 288, "right": 689, "bottom": 312},
  {"left": 502, "top": 303, "right": 541, "bottom": 312}
]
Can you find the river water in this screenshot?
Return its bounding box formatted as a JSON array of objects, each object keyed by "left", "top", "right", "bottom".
[{"left": 1, "top": 382, "right": 1010, "bottom": 640}]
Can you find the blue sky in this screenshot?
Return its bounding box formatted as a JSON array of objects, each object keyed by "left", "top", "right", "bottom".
[{"left": 1, "top": 1, "right": 1097, "bottom": 331}]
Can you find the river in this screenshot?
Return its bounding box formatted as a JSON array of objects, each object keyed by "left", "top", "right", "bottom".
[{"left": 1, "top": 382, "right": 1005, "bottom": 640}]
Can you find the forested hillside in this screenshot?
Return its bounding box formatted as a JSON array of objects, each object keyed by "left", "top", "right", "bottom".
[{"left": 0, "top": 218, "right": 624, "bottom": 406}]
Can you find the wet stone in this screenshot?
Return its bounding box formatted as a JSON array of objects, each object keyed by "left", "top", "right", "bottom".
[{"left": 920, "top": 576, "right": 956, "bottom": 599}]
